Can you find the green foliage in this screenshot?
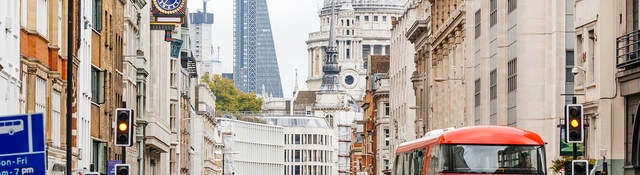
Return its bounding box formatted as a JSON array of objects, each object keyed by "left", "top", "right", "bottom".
[{"left": 201, "top": 74, "right": 263, "bottom": 114}]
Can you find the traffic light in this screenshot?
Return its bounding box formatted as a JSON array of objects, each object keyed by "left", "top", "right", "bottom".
[
  {"left": 114, "top": 164, "right": 130, "bottom": 175},
  {"left": 565, "top": 104, "right": 584, "bottom": 143},
  {"left": 572, "top": 160, "right": 589, "bottom": 175},
  {"left": 115, "top": 108, "right": 133, "bottom": 147}
]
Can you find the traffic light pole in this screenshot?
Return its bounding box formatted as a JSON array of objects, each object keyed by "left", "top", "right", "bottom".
[
  {"left": 572, "top": 97, "right": 577, "bottom": 161},
  {"left": 573, "top": 143, "right": 577, "bottom": 161},
  {"left": 65, "top": 0, "right": 74, "bottom": 173}
]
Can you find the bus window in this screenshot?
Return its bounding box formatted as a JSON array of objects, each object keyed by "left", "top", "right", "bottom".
[
  {"left": 408, "top": 151, "right": 414, "bottom": 175},
  {"left": 441, "top": 144, "right": 545, "bottom": 174},
  {"left": 414, "top": 149, "right": 425, "bottom": 175},
  {"left": 394, "top": 153, "right": 403, "bottom": 175},
  {"left": 0, "top": 122, "right": 4, "bottom": 127}
]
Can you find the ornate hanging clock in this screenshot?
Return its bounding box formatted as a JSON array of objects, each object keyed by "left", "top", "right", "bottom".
[{"left": 152, "top": 0, "right": 186, "bottom": 16}]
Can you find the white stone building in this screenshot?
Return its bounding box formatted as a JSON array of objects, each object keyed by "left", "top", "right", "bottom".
[
  {"left": 388, "top": 0, "right": 418, "bottom": 160},
  {"left": 306, "top": 0, "right": 405, "bottom": 102},
  {"left": 0, "top": 0, "right": 21, "bottom": 115},
  {"left": 191, "top": 84, "right": 222, "bottom": 175},
  {"left": 463, "top": 0, "right": 573, "bottom": 169},
  {"left": 75, "top": 0, "right": 96, "bottom": 171},
  {"left": 217, "top": 117, "right": 284, "bottom": 175},
  {"left": 264, "top": 116, "right": 337, "bottom": 175}
]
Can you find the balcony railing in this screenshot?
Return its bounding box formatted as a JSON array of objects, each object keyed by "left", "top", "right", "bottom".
[{"left": 617, "top": 30, "right": 640, "bottom": 69}]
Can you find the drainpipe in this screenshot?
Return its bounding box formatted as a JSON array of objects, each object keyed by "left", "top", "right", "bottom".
[{"left": 136, "top": 67, "right": 148, "bottom": 175}]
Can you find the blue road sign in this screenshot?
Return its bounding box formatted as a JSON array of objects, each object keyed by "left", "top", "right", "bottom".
[
  {"left": 107, "top": 160, "right": 122, "bottom": 175},
  {"left": 0, "top": 114, "right": 46, "bottom": 175}
]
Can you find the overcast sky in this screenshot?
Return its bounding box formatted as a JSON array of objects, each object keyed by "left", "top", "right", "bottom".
[{"left": 188, "top": 0, "right": 324, "bottom": 98}]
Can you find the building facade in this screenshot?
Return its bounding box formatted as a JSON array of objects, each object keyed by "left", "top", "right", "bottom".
[
  {"left": 264, "top": 116, "right": 337, "bottom": 175},
  {"left": 462, "top": 0, "right": 576, "bottom": 169},
  {"left": 77, "top": 0, "right": 96, "bottom": 171},
  {"left": 189, "top": 1, "right": 215, "bottom": 61},
  {"left": 0, "top": 0, "right": 21, "bottom": 116},
  {"left": 217, "top": 117, "right": 284, "bottom": 175},
  {"left": 233, "top": 0, "right": 283, "bottom": 98},
  {"left": 614, "top": 0, "right": 639, "bottom": 174},
  {"left": 191, "top": 84, "right": 222, "bottom": 175},
  {"left": 306, "top": 0, "right": 404, "bottom": 102},
  {"left": 19, "top": 0, "right": 79, "bottom": 172},
  {"left": 389, "top": 1, "right": 421, "bottom": 164},
  {"left": 360, "top": 55, "right": 390, "bottom": 175}
]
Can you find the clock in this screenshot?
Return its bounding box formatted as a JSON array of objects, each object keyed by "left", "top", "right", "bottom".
[
  {"left": 344, "top": 75, "right": 354, "bottom": 85},
  {"left": 154, "top": 0, "right": 186, "bottom": 14}
]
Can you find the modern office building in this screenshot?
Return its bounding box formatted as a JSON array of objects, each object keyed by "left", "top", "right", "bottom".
[
  {"left": 217, "top": 117, "right": 284, "bottom": 175},
  {"left": 233, "top": 0, "right": 283, "bottom": 97},
  {"left": 264, "top": 116, "right": 336, "bottom": 175},
  {"left": 189, "top": 1, "right": 215, "bottom": 61}
]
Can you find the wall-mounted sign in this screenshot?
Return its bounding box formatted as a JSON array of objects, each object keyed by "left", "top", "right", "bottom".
[{"left": 170, "top": 39, "right": 184, "bottom": 58}]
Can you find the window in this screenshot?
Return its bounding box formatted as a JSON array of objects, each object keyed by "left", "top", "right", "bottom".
[
  {"left": 374, "top": 16, "right": 378, "bottom": 21},
  {"left": 295, "top": 134, "right": 301, "bottom": 144},
  {"left": 383, "top": 16, "right": 387, "bottom": 22},
  {"left": 628, "top": 103, "right": 640, "bottom": 166},
  {"left": 35, "top": 76, "right": 46, "bottom": 117},
  {"left": 346, "top": 48, "right": 350, "bottom": 59},
  {"left": 475, "top": 9, "right": 481, "bottom": 38},
  {"left": 364, "top": 16, "right": 369, "bottom": 21},
  {"left": 52, "top": 90, "right": 61, "bottom": 147},
  {"left": 356, "top": 16, "right": 360, "bottom": 21},
  {"left": 490, "top": 70, "right": 497, "bottom": 100},
  {"left": 91, "top": 140, "right": 106, "bottom": 173},
  {"left": 36, "top": 0, "right": 48, "bottom": 36},
  {"left": 91, "top": 67, "right": 105, "bottom": 104},
  {"left": 587, "top": 31, "right": 595, "bottom": 83},
  {"left": 384, "top": 129, "right": 390, "bottom": 147},
  {"left": 384, "top": 159, "right": 390, "bottom": 171},
  {"left": 490, "top": 0, "right": 497, "bottom": 26},
  {"left": 385, "top": 103, "right": 390, "bottom": 115},
  {"left": 508, "top": 0, "right": 517, "bottom": 13},
  {"left": 508, "top": 59, "right": 517, "bottom": 92},
  {"left": 170, "top": 60, "right": 177, "bottom": 87},
  {"left": 347, "top": 20, "right": 350, "bottom": 26},
  {"left": 475, "top": 79, "right": 481, "bottom": 107},
  {"left": 93, "top": 0, "right": 102, "bottom": 31}
]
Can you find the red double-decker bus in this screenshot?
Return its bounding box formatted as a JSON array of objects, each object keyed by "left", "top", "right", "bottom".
[{"left": 393, "top": 126, "right": 546, "bottom": 175}]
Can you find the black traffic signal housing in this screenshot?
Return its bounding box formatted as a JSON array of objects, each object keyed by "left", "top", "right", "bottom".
[
  {"left": 114, "top": 164, "right": 130, "bottom": 175},
  {"left": 572, "top": 160, "right": 589, "bottom": 175},
  {"left": 115, "top": 108, "right": 133, "bottom": 147},
  {"left": 566, "top": 104, "right": 584, "bottom": 143}
]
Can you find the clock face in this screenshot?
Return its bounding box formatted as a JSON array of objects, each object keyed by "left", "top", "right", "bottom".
[
  {"left": 344, "top": 75, "right": 355, "bottom": 85},
  {"left": 156, "top": 0, "right": 183, "bottom": 12}
]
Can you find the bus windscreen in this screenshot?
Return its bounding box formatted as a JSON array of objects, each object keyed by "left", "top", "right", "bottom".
[{"left": 433, "top": 144, "right": 545, "bottom": 174}]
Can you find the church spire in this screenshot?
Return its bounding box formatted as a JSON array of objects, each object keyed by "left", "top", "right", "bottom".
[{"left": 319, "top": 0, "right": 342, "bottom": 91}]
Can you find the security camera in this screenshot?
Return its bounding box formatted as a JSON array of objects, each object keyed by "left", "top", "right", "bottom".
[{"left": 571, "top": 67, "right": 580, "bottom": 75}]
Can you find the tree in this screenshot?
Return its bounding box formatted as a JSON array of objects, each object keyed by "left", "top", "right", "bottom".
[{"left": 201, "top": 74, "right": 263, "bottom": 114}]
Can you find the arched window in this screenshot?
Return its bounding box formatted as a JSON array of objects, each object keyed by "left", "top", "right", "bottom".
[{"left": 325, "top": 115, "right": 334, "bottom": 127}]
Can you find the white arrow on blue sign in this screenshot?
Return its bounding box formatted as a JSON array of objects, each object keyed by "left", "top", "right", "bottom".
[{"left": 0, "top": 114, "right": 46, "bottom": 175}]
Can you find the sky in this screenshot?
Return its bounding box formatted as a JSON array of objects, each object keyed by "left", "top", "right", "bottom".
[{"left": 187, "top": 0, "right": 324, "bottom": 98}]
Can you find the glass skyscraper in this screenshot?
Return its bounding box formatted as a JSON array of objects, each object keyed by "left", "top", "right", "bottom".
[{"left": 233, "top": 0, "right": 283, "bottom": 98}]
